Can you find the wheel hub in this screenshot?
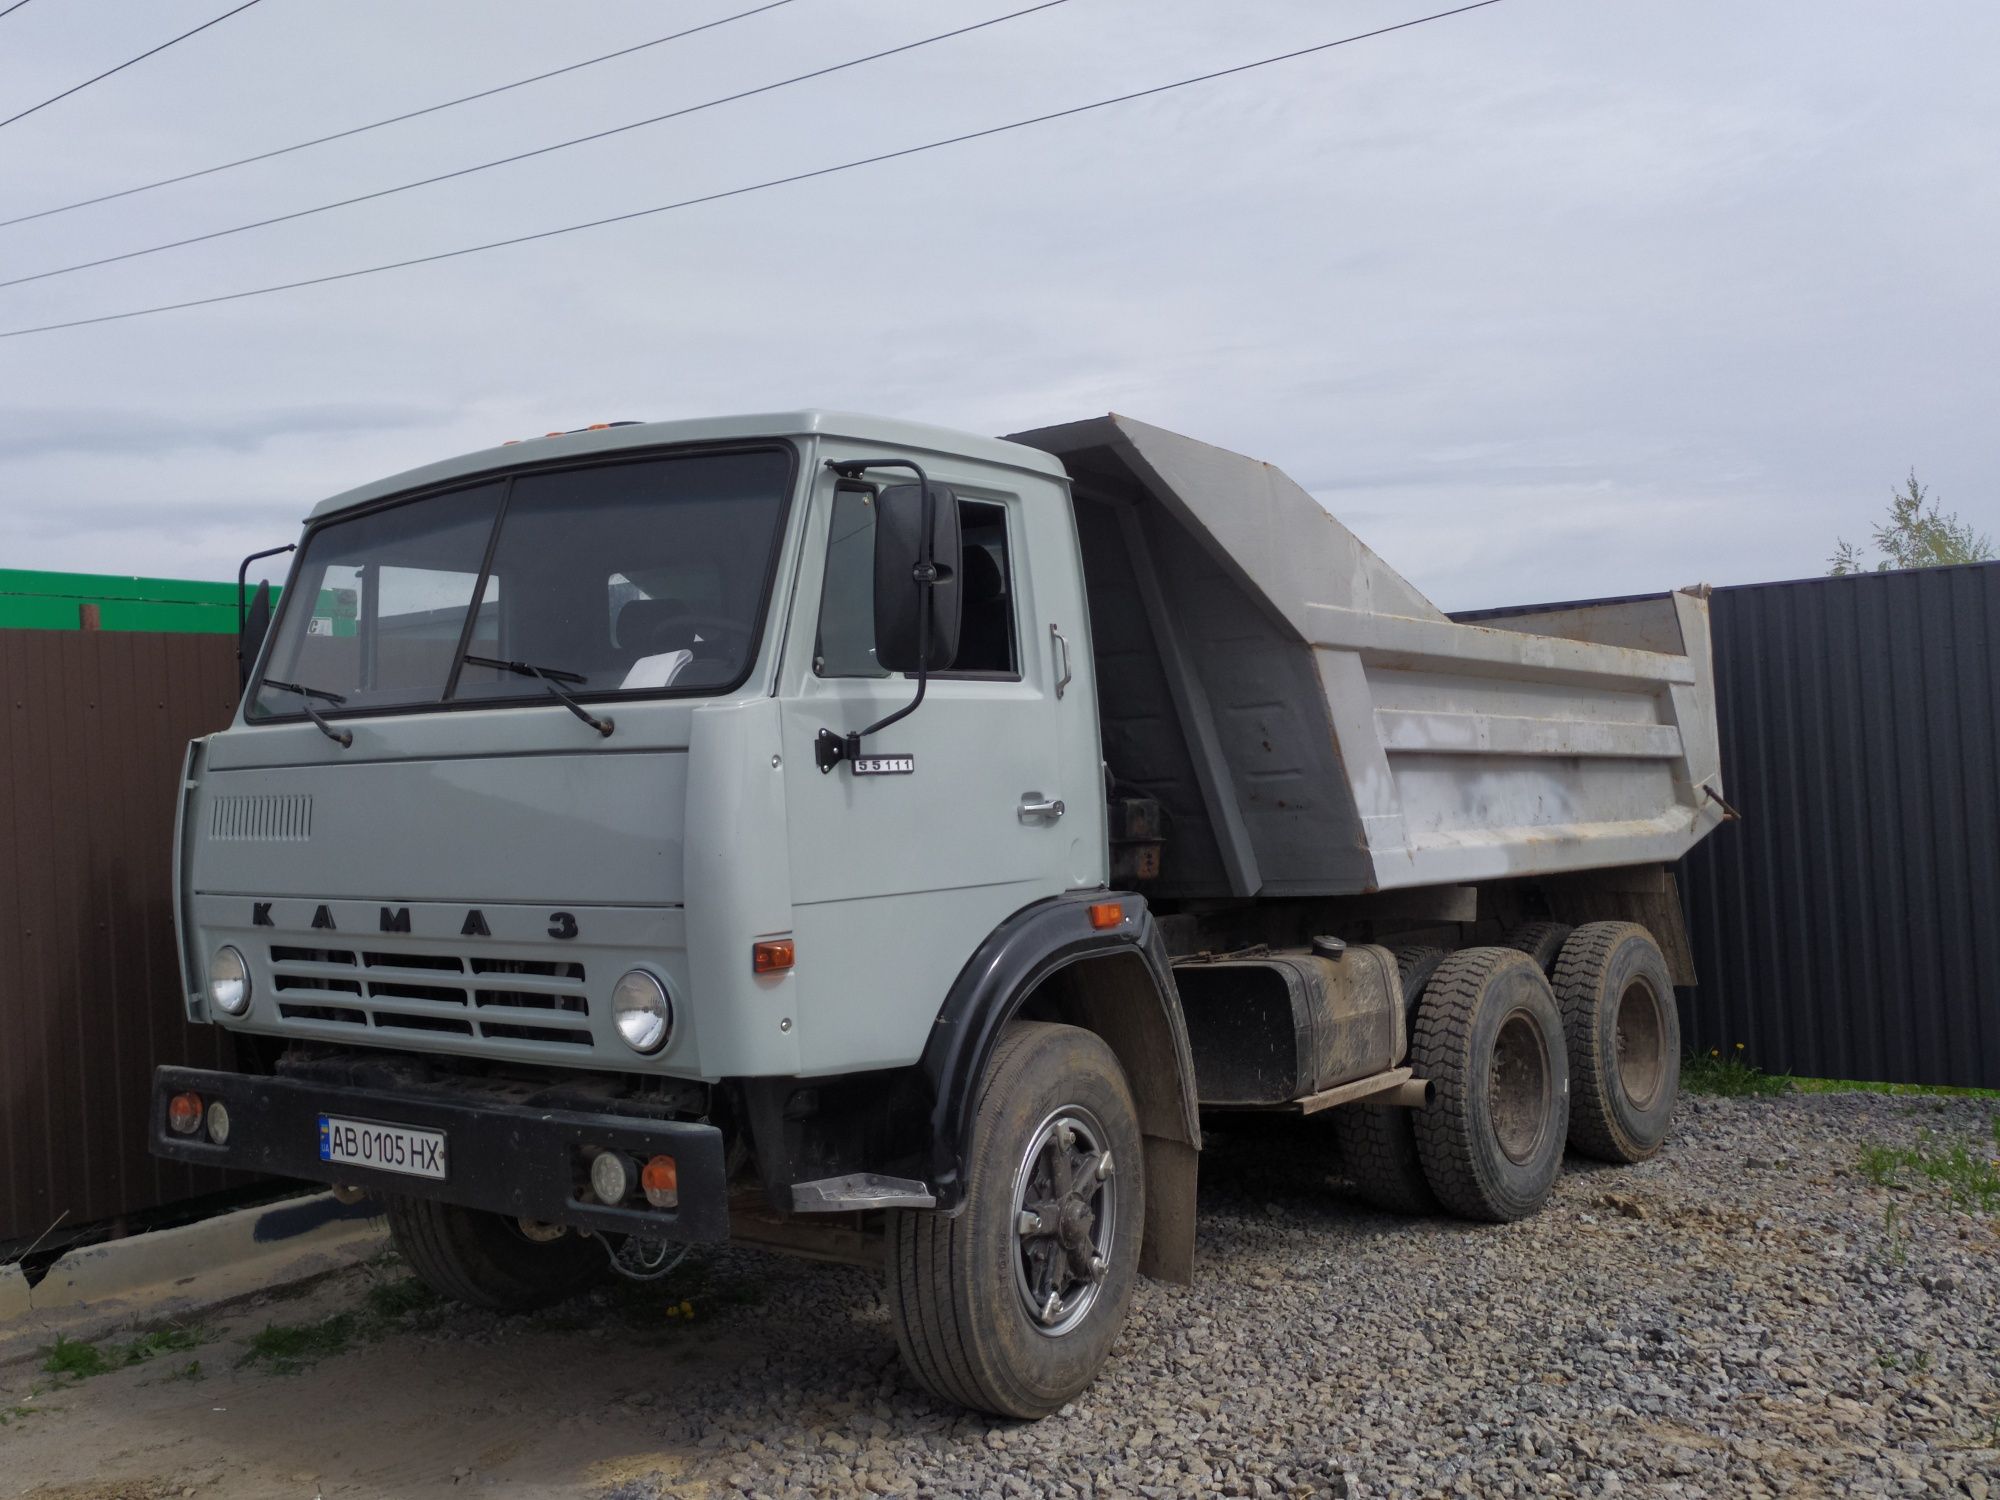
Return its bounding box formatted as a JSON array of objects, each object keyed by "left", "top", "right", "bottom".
[
  {"left": 1489, "top": 1009, "right": 1553, "bottom": 1165},
  {"left": 1614, "top": 975, "right": 1667, "bottom": 1109},
  {"left": 1011, "top": 1108, "right": 1116, "bottom": 1337}
]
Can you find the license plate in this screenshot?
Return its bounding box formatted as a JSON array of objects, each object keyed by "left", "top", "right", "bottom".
[{"left": 318, "top": 1116, "right": 447, "bottom": 1180}]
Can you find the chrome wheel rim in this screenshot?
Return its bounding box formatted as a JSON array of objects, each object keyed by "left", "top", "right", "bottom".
[{"left": 1010, "top": 1105, "right": 1116, "bottom": 1338}]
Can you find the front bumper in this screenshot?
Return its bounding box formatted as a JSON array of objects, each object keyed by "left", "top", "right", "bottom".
[{"left": 150, "top": 1065, "right": 730, "bottom": 1243}]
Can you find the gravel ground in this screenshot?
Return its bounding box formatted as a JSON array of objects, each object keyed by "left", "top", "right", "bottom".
[
  {"left": 6, "top": 1091, "right": 1997, "bottom": 1499},
  {"left": 596, "top": 1091, "right": 2000, "bottom": 1500}
]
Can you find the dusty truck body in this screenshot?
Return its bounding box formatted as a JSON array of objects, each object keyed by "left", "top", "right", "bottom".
[{"left": 152, "top": 411, "right": 1725, "bottom": 1415}]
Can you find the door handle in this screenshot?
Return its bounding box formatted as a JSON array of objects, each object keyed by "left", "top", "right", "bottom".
[
  {"left": 1019, "top": 793, "right": 1066, "bottom": 824},
  {"left": 1050, "top": 623, "right": 1072, "bottom": 700}
]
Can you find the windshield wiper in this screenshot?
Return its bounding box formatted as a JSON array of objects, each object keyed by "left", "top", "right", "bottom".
[
  {"left": 262, "top": 679, "right": 353, "bottom": 748},
  {"left": 463, "top": 655, "right": 614, "bottom": 737}
]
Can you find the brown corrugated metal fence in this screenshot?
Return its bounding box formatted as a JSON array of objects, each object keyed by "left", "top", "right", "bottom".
[{"left": 1, "top": 629, "right": 247, "bottom": 1250}]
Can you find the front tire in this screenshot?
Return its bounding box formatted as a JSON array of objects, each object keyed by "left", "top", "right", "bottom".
[
  {"left": 886, "top": 1021, "right": 1143, "bottom": 1418},
  {"left": 384, "top": 1197, "right": 603, "bottom": 1312},
  {"left": 1412, "top": 947, "right": 1569, "bottom": 1222}
]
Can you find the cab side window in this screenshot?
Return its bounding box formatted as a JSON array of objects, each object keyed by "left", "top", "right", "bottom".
[
  {"left": 951, "top": 502, "right": 1017, "bottom": 676},
  {"left": 814, "top": 489, "right": 1018, "bottom": 679},
  {"left": 815, "top": 486, "right": 889, "bottom": 678}
]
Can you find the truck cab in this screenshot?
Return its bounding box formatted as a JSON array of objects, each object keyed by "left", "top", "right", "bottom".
[{"left": 155, "top": 410, "right": 1721, "bottom": 1417}]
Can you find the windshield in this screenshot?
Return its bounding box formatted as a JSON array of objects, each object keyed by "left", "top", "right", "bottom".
[{"left": 250, "top": 446, "right": 794, "bottom": 720}]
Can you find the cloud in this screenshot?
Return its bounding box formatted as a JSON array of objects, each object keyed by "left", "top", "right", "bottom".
[
  {"left": 0, "top": 403, "right": 447, "bottom": 460},
  {"left": 0, "top": 0, "right": 1994, "bottom": 611}
]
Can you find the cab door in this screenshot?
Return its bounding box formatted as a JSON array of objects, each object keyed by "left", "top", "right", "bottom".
[{"left": 778, "top": 457, "right": 1074, "bottom": 1074}]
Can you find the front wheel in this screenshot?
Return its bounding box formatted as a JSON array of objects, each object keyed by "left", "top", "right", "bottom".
[
  {"left": 384, "top": 1196, "right": 603, "bottom": 1312},
  {"left": 886, "top": 1021, "right": 1143, "bottom": 1418}
]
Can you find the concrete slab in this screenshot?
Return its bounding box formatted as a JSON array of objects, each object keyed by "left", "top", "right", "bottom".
[{"left": 0, "top": 1191, "right": 387, "bottom": 1368}]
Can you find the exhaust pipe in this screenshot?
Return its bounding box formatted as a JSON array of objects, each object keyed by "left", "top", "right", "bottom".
[{"left": 1386, "top": 1078, "right": 1434, "bottom": 1109}]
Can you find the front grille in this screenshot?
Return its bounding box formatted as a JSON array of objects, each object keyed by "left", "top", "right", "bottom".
[{"left": 269, "top": 944, "right": 591, "bottom": 1048}]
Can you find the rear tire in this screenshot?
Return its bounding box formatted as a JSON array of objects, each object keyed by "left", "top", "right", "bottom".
[
  {"left": 1412, "top": 947, "right": 1569, "bottom": 1222},
  {"left": 1553, "top": 922, "right": 1680, "bottom": 1162},
  {"left": 886, "top": 1021, "right": 1143, "bottom": 1418},
  {"left": 385, "top": 1197, "right": 603, "bottom": 1312},
  {"left": 1504, "top": 920, "right": 1573, "bottom": 976},
  {"left": 1334, "top": 946, "right": 1448, "bottom": 1215}
]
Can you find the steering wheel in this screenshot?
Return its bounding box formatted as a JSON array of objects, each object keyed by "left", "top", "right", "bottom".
[{"left": 654, "top": 615, "right": 753, "bottom": 657}]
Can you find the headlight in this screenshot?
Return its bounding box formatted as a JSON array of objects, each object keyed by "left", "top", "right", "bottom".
[
  {"left": 209, "top": 945, "right": 251, "bottom": 1016},
  {"left": 612, "top": 970, "right": 672, "bottom": 1054}
]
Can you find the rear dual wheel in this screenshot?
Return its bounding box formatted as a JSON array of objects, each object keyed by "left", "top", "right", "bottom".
[
  {"left": 1553, "top": 922, "right": 1680, "bottom": 1162},
  {"left": 1504, "top": 920, "right": 1573, "bottom": 976},
  {"left": 1411, "top": 947, "right": 1570, "bottom": 1222},
  {"left": 1334, "top": 946, "right": 1448, "bottom": 1215}
]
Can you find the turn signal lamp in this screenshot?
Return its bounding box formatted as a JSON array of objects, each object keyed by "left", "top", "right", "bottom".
[
  {"left": 168, "top": 1092, "right": 205, "bottom": 1135},
  {"left": 1087, "top": 902, "right": 1125, "bottom": 930},
  {"left": 642, "top": 1155, "right": 679, "bottom": 1209},
  {"left": 752, "top": 939, "right": 795, "bottom": 974}
]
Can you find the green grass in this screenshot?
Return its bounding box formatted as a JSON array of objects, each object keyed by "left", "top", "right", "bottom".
[
  {"left": 1858, "top": 1116, "right": 2000, "bottom": 1213},
  {"left": 1682, "top": 1049, "right": 1793, "bottom": 1097},
  {"left": 363, "top": 1275, "right": 440, "bottom": 1321},
  {"left": 39, "top": 1325, "right": 208, "bottom": 1382},
  {"left": 1795, "top": 1076, "right": 2000, "bottom": 1100},
  {"left": 237, "top": 1312, "right": 361, "bottom": 1373},
  {"left": 1682, "top": 1047, "right": 2000, "bottom": 1101},
  {"left": 0, "top": 1404, "right": 41, "bottom": 1426}
]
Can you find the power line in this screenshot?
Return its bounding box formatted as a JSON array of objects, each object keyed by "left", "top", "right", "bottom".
[
  {"left": 0, "top": 0, "right": 802, "bottom": 231},
  {"left": 0, "top": 1, "right": 1507, "bottom": 341},
  {"left": 0, "top": 0, "right": 1071, "bottom": 289},
  {"left": 0, "top": 1, "right": 38, "bottom": 22},
  {"left": 0, "top": 0, "right": 266, "bottom": 131}
]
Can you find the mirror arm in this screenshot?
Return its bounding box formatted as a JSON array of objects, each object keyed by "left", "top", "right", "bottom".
[{"left": 817, "top": 457, "right": 938, "bottom": 773}]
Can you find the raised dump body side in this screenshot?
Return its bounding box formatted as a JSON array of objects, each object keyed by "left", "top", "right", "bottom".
[{"left": 1008, "top": 415, "right": 1727, "bottom": 899}]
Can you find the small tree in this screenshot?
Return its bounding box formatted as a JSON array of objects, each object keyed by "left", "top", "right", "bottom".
[{"left": 1830, "top": 470, "right": 1993, "bottom": 575}]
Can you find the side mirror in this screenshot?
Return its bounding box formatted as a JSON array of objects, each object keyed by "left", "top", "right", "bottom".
[
  {"left": 239, "top": 581, "right": 274, "bottom": 690},
  {"left": 873, "top": 481, "right": 961, "bottom": 673},
  {"left": 236, "top": 541, "right": 296, "bottom": 690}
]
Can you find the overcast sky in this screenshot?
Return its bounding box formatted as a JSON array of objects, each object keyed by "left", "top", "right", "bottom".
[{"left": 1, "top": 0, "right": 1994, "bottom": 610}]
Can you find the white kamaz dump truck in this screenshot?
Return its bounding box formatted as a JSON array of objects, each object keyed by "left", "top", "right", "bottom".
[{"left": 153, "top": 411, "right": 1726, "bottom": 1416}]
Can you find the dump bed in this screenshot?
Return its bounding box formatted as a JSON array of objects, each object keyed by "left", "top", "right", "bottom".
[{"left": 1008, "top": 415, "right": 1727, "bottom": 900}]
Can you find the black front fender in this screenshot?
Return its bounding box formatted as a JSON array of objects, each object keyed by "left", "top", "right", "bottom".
[{"left": 919, "top": 891, "right": 1199, "bottom": 1212}]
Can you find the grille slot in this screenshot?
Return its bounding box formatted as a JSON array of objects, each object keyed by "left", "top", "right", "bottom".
[
  {"left": 368, "top": 980, "right": 466, "bottom": 1006},
  {"left": 375, "top": 1013, "right": 474, "bottom": 1036},
  {"left": 475, "top": 988, "right": 585, "bottom": 1014},
  {"left": 210, "top": 793, "right": 312, "bottom": 841},
  {"left": 365, "top": 951, "right": 463, "bottom": 972},
  {"left": 267, "top": 943, "right": 591, "bottom": 1049},
  {"left": 279, "top": 1002, "right": 366, "bottom": 1025},
  {"left": 481, "top": 1021, "right": 592, "bottom": 1046}
]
